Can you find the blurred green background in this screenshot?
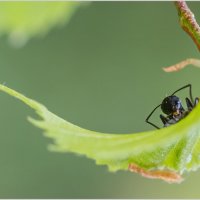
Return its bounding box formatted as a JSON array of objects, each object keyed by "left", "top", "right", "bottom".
[{"left": 0, "top": 1, "right": 200, "bottom": 198}]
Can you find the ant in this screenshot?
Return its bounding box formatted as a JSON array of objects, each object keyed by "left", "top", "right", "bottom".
[{"left": 145, "top": 84, "right": 199, "bottom": 129}]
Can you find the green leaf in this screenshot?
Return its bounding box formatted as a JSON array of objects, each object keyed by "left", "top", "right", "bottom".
[
  {"left": 0, "top": 2, "right": 80, "bottom": 47},
  {"left": 0, "top": 84, "right": 200, "bottom": 183}
]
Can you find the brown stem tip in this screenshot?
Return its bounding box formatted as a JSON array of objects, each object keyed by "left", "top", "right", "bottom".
[
  {"left": 163, "top": 58, "right": 200, "bottom": 72},
  {"left": 128, "top": 163, "right": 183, "bottom": 183}
]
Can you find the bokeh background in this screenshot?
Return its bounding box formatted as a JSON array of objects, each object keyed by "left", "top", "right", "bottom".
[{"left": 0, "top": 1, "right": 200, "bottom": 198}]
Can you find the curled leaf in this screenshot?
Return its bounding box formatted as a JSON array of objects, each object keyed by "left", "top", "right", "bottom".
[{"left": 0, "top": 84, "right": 200, "bottom": 183}]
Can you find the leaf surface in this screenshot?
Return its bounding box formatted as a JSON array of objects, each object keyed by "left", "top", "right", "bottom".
[{"left": 0, "top": 84, "right": 200, "bottom": 183}]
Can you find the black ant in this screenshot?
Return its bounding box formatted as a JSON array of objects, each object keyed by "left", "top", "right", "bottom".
[{"left": 145, "top": 84, "right": 199, "bottom": 129}]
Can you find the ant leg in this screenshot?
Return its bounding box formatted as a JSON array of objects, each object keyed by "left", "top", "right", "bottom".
[
  {"left": 145, "top": 104, "right": 161, "bottom": 129},
  {"left": 160, "top": 114, "right": 168, "bottom": 126},
  {"left": 194, "top": 97, "right": 199, "bottom": 106},
  {"left": 185, "top": 97, "right": 193, "bottom": 111},
  {"left": 185, "top": 97, "right": 199, "bottom": 111}
]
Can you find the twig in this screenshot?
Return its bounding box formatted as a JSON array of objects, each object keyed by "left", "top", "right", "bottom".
[
  {"left": 163, "top": 58, "right": 200, "bottom": 72},
  {"left": 175, "top": 1, "right": 200, "bottom": 51}
]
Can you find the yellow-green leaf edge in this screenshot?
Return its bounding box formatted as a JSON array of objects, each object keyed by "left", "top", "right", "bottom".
[{"left": 0, "top": 84, "right": 200, "bottom": 183}]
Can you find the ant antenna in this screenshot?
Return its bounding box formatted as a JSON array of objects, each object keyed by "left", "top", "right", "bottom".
[
  {"left": 145, "top": 104, "right": 161, "bottom": 129},
  {"left": 171, "top": 84, "right": 193, "bottom": 103}
]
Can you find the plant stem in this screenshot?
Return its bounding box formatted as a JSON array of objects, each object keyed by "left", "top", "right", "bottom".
[
  {"left": 163, "top": 58, "right": 200, "bottom": 72},
  {"left": 175, "top": 1, "right": 200, "bottom": 51}
]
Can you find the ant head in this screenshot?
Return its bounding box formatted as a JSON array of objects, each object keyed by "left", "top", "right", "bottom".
[{"left": 161, "top": 95, "right": 183, "bottom": 115}]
